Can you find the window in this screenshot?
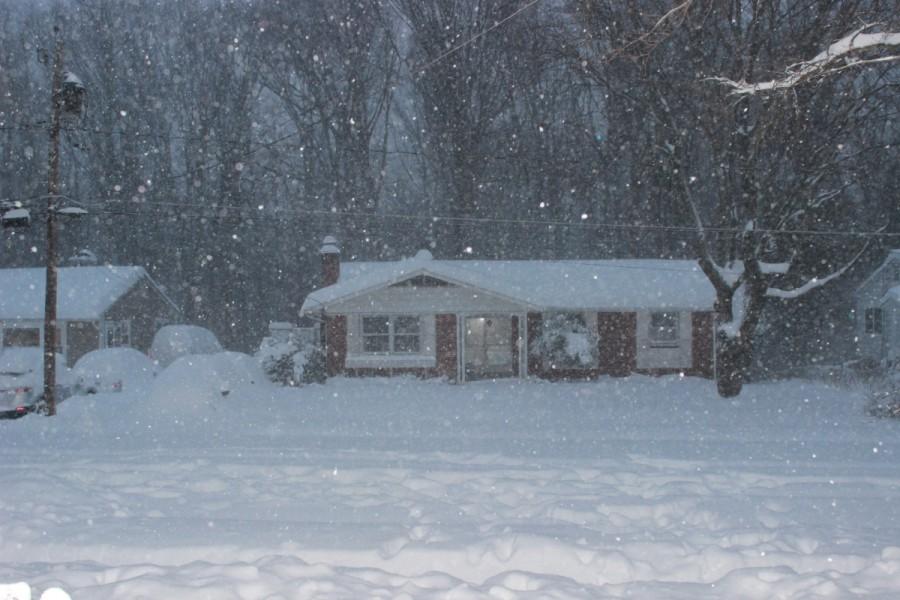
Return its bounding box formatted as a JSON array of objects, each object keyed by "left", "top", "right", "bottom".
[
  {"left": 393, "top": 316, "right": 421, "bottom": 353},
  {"left": 2, "top": 327, "right": 40, "bottom": 347},
  {"left": 361, "top": 315, "right": 421, "bottom": 353},
  {"left": 649, "top": 312, "right": 680, "bottom": 346},
  {"left": 864, "top": 308, "right": 883, "bottom": 334},
  {"left": 105, "top": 320, "right": 131, "bottom": 347}
]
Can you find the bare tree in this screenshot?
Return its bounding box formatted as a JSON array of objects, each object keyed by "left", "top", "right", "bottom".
[
  {"left": 571, "top": 0, "right": 899, "bottom": 396},
  {"left": 255, "top": 0, "right": 397, "bottom": 258}
]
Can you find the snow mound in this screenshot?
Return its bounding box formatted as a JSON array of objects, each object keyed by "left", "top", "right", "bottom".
[
  {"left": 146, "top": 352, "right": 268, "bottom": 418},
  {"left": 149, "top": 325, "right": 222, "bottom": 368},
  {"left": 73, "top": 347, "right": 155, "bottom": 393}
]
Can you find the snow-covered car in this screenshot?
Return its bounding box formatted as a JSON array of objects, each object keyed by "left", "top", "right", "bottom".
[
  {"left": 73, "top": 347, "right": 156, "bottom": 395},
  {"left": 0, "top": 348, "right": 72, "bottom": 419},
  {"left": 149, "top": 325, "right": 223, "bottom": 368},
  {"left": 143, "top": 352, "right": 271, "bottom": 420}
]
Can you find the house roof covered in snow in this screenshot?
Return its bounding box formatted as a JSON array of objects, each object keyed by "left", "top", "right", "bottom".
[
  {"left": 857, "top": 249, "right": 900, "bottom": 297},
  {"left": 882, "top": 285, "right": 900, "bottom": 305},
  {"left": 301, "top": 255, "right": 718, "bottom": 314},
  {"left": 0, "top": 265, "right": 172, "bottom": 321}
]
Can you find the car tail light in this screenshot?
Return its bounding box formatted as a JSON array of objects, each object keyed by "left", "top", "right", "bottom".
[
  {"left": 15, "top": 387, "right": 32, "bottom": 394},
  {"left": 15, "top": 406, "right": 26, "bottom": 414}
]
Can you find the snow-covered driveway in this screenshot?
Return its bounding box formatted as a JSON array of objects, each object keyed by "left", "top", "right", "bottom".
[{"left": 2, "top": 377, "right": 899, "bottom": 598}]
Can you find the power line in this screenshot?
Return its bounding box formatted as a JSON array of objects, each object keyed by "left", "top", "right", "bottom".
[
  {"left": 12, "top": 196, "right": 898, "bottom": 239},
  {"left": 413, "top": 0, "right": 543, "bottom": 74}
]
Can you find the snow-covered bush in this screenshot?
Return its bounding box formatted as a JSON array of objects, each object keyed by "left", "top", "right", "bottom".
[
  {"left": 867, "top": 369, "right": 900, "bottom": 419},
  {"left": 299, "top": 345, "right": 327, "bottom": 384},
  {"left": 533, "top": 313, "right": 598, "bottom": 370},
  {"left": 257, "top": 335, "right": 326, "bottom": 386}
]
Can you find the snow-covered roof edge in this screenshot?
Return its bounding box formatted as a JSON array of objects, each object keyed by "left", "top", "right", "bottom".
[
  {"left": 880, "top": 285, "right": 900, "bottom": 305},
  {"left": 0, "top": 265, "right": 181, "bottom": 320},
  {"left": 140, "top": 269, "right": 182, "bottom": 317},
  {"left": 856, "top": 249, "right": 900, "bottom": 297}
]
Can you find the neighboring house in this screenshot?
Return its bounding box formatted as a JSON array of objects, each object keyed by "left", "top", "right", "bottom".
[
  {"left": 301, "top": 238, "right": 716, "bottom": 382},
  {"left": 855, "top": 249, "right": 900, "bottom": 364},
  {"left": 0, "top": 265, "right": 180, "bottom": 366}
]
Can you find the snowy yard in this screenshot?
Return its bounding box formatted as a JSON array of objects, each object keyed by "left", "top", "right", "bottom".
[{"left": 2, "top": 375, "right": 899, "bottom": 599}]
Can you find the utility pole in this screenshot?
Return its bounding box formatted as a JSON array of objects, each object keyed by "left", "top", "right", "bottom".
[{"left": 43, "top": 27, "right": 64, "bottom": 416}]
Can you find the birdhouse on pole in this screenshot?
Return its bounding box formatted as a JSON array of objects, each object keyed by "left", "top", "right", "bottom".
[{"left": 61, "top": 71, "right": 85, "bottom": 117}]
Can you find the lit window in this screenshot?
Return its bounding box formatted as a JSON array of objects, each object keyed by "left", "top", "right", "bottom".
[
  {"left": 361, "top": 315, "right": 421, "bottom": 353},
  {"left": 649, "top": 312, "right": 679, "bottom": 346}
]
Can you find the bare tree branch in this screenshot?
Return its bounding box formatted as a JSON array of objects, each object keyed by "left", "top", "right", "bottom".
[{"left": 712, "top": 27, "right": 900, "bottom": 95}]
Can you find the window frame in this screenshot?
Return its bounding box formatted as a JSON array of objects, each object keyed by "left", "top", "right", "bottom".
[
  {"left": 360, "top": 315, "right": 422, "bottom": 355},
  {"left": 648, "top": 312, "right": 680, "bottom": 347},
  {"left": 104, "top": 320, "right": 132, "bottom": 348},
  {"left": 1, "top": 327, "right": 41, "bottom": 348},
  {"left": 864, "top": 307, "right": 883, "bottom": 334}
]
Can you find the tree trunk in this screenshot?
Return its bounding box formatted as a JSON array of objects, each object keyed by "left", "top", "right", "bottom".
[
  {"left": 716, "top": 334, "right": 751, "bottom": 397},
  {"left": 714, "top": 273, "right": 766, "bottom": 398}
]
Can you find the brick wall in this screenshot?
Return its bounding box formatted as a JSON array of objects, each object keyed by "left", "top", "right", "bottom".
[
  {"left": 436, "top": 314, "right": 458, "bottom": 381},
  {"left": 325, "top": 315, "right": 347, "bottom": 376},
  {"left": 598, "top": 312, "right": 637, "bottom": 376}
]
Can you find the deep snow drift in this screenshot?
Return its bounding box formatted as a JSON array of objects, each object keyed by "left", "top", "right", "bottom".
[{"left": 1, "top": 374, "right": 899, "bottom": 599}]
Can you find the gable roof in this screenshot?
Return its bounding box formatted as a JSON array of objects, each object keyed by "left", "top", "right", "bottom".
[
  {"left": 0, "top": 266, "right": 172, "bottom": 321},
  {"left": 301, "top": 256, "right": 717, "bottom": 314}
]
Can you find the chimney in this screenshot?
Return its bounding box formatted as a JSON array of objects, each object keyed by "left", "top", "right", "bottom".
[{"left": 320, "top": 235, "right": 340, "bottom": 287}]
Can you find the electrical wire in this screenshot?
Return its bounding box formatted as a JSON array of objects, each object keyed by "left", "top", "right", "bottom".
[
  {"left": 7, "top": 197, "right": 898, "bottom": 239},
  {"left": 412, "top": 0, "right": 543, "bottom": 73}
]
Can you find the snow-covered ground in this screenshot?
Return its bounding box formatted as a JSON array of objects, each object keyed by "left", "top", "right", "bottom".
[{"left": 2, "top": 374, "right": 899, "bottom": 599}]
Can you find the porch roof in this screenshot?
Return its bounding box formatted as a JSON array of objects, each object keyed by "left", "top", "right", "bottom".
[{"left": 302, "top": 256, "right": 717, "bottom": 314}]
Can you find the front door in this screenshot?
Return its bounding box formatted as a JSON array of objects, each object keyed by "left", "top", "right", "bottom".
[{"left": 464, "top": 316, "right": 516, "bottom": 380}]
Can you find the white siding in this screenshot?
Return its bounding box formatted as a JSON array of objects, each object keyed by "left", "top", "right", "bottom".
[
  {"left": 636, "top": 311, "right": 692, "bottom": 369},
  {"left": 327, "top": 284, "right": 527, "bottom": 315}
]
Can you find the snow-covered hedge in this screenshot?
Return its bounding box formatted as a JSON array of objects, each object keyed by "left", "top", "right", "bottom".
[{"left": 533, "top": 313, "right": 598, "bottom": 370}]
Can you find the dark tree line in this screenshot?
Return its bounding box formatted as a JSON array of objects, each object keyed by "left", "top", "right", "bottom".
[{"left": 1, "top": 0, "right": 897, "bottom": 387}]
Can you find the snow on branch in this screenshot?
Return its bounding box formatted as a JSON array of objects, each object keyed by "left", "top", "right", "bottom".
[
  {"left": 765, "top": 240, "right": 872, "bottom": 300},
  {"left": 712, "top": 27, "right": 900, "bottom": 95}
]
